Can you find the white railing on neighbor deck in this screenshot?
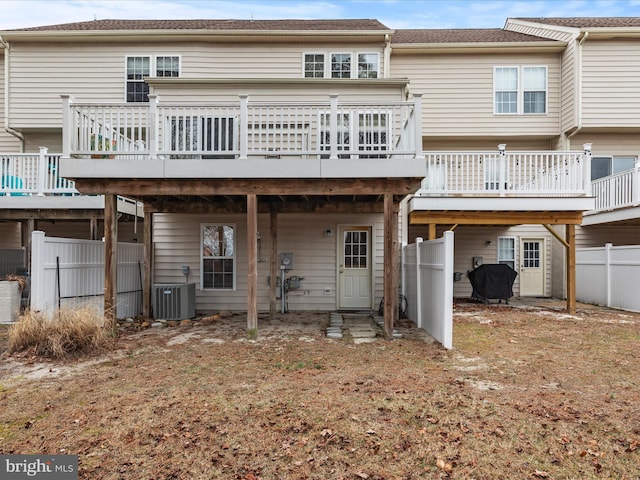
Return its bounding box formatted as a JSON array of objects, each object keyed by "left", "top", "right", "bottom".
[
  {"left": 591, "top": 167, "right": 640, "bottom": 212},
  {"left": 420, "top": 144, "right": 592, "bottom": 197},
  {"left": 1, "top": 148, "right": 77, "bottom": 196},
  {"left": 62, "top": 94, "right": 422, "bottom": 161}
]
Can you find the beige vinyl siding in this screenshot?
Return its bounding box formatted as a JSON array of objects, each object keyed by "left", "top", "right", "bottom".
[
  {"left": 32, "top": 219, "right": 141, "bottom": 242},
  {"left": 152, "top": 81, "right": 405, "bottom": 103},
  {"left": 408, "top": 224, "right": 554, "bottom": 298},
  {"left": 23, "top": 131, "right": 62, "bottom": 153},
  {"left": 569, "top": 132, "right": 640, "bottom": 156},
  {"left": 559, "top": 40, "right": 578, "bottom": 136},
  {"left": 391, "top": 52, "right": 561, "bottom": 139},
  {"left": 423, "top": 138, "right": 554, "bottom": 151},
  {"left": 576, "top": 224, "right": 640, "bottom": 248},
  {"left": 581, "top": 40, "right": 640, "bottom": 128},
  {"left": 0, "top": 222, "right": 21, "bottom": 248},
  {"left": 7, "top": 42, "right": 385, "bottom": 129},
  {"left": 153, "top": 212, "right": 384, "bottom": 313}
]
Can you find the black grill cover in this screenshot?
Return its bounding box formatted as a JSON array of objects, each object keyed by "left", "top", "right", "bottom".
[{"left": 468, "top": 263, "right": 518, "bottom": 303}]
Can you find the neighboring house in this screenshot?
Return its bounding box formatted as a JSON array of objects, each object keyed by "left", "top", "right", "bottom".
[
  {"left": 4, "top": 16, "right": 639, "bottom": 334},
  {"left": 391, "top": 27, "right": 593, "bottom": 300},
  {"left": 0, "top": 46, "right": 142, "bottom": 272},
  {"left": 502, "top": 18, "right": 640, "bottom": 298}
]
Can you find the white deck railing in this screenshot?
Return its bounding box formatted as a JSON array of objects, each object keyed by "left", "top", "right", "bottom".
[
  {"left": 419, "top": 145, "right": 592, "bottom": 196},
  {"left": 1, "top": 148, "right": 77, "bottom": 196},
  {"left": 62, "top": 94, "right": 422, "bottom": 161},
  {"left": 591, "top": 167, "right": 640, "bottom": 212}
]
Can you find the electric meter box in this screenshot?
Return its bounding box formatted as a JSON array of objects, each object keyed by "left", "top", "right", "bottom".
[{"left": 279, "top": 252, "right": 294, "bottom": 270}]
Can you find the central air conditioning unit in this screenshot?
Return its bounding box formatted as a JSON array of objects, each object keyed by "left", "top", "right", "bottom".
[{"left": 152, "top": 283, "right": 196, "bottom": 320}]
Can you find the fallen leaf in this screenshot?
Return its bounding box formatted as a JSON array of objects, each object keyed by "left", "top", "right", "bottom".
[{"left": 532, "top": 470, "right": 549, "bottom": 478}]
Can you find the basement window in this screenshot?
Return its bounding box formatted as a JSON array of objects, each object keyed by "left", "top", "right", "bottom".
[{"left": 202, "top": 224, "right": 235, "bottom": 290}]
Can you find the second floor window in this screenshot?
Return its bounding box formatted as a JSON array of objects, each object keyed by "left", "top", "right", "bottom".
[
  {"left": 304, "top": 52, "right": 379, "bottom": 79},
  {"left": 494, "top": 66, "right": 547, "bottom": 115},
  {"left": 127, "top": 56, "right": 150, "bottom": 103},
  {"left": 126, "top": 55, "right": 180, "bottom": 102}
]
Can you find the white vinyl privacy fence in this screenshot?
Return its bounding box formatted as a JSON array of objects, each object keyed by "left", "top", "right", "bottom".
[
  {"left": 30, "top": 231, "right": 144, "bottom": 319},
  {"left": 402, "top": 231, "right": 454, "bottom": 349},
  {"left": 576, "top": 243, "right": 640, "bottom": 313}
]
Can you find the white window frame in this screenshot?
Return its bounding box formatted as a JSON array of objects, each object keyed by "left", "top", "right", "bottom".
[
  {"left": 303, "top": 52, "right": 379, "bottom": 79},
  {"left": 125, "top": 55, "right": 181, "bottom": 102},
  {"left": 303, "top": 52, "right": 326, "bottom": 78},
  {"left": 497, "top": 236, "right": 517, "bottom": 271},
  {"left": 493, "top": 65, "right": 547, "bottom": 115},
  {"left": 201, "top": 223, "right": 236, "bottom": 291}
]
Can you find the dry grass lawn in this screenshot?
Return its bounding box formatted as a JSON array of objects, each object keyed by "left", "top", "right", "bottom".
[{"left": 0, "top": 301, "right": 639, "bottom": 479}]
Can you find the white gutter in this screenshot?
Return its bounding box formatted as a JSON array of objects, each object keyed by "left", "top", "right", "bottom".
[
  {"left": 0, "top": 35, "right": 24, "bottom": 150},
  {"left": 566, "top": 31, "right": 589, "bottom": 149}
]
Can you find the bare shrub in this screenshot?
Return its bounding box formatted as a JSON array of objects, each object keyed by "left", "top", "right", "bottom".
[{"left": 7, "top": 307, "right": 115, "bottom": 359}]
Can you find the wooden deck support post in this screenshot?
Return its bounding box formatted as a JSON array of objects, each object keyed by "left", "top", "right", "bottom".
[
  {"left": 142, "top": 210, "right": 153, "bottom": 318},
  {"left": 269, "top": 209, "right": 278, "bottom": 321},
  {"left": 566, "top": 224, "right": 576, "bottom": 314},
  {"left": 428, "top": 223, "right": 436, "bottom": 241},
  {"left": 104, "top": 194, "right": 118, "bottom": 332},
  {"left": 247, "top": 194, "right": 258, "bottom": 338},
  {"left": 21, "top": 218, "right": 35, "bottom": 274},
  {"left": 383, "top": 193, "right": 398, "bottom": 340}
]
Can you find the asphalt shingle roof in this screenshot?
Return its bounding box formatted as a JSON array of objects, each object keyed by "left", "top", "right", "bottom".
[
  {"left": 513, "top": 17, "right": 640, "bottom": 28},
  {"left": 5, "top": 18, "right": 390, "bottom": 32},
  {"left": 392, "top": 28, "right": 554, "bottom": 44}
]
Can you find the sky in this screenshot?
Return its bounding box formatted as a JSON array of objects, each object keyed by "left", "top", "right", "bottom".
[{"left": 1, "top": 0, "right": 640, "bottom": 30}]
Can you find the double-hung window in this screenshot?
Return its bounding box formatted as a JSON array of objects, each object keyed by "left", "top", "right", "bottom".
[
  {"left": 126, "top": 55, "right": 180, "bottom": 102},
  {"left": 202, "top": 224, "right": 235, "bottom": 290},
  {"left": 304, "top": 52, "right": 379, "bottom": 79},
  {"left": 497, "top": 237, "right": 516, "bottom": 270},
  {"left": 494, "top": 66, "right": 547, "bottom": 114}
]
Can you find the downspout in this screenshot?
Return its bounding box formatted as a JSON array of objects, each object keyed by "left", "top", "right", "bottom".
[
  {"left": 0, "top": 36, "right": 25, "bottom": 151},
  {"left": 566, "top": 31, "right": 588, "bottom": 149},
  {"left": 383, "top": 33, "right": 391, "bottom": 79}
]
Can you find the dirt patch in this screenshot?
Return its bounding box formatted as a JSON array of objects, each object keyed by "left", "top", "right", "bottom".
[{"left": 1, "top": 306, "right": 639, "bottom": 479}]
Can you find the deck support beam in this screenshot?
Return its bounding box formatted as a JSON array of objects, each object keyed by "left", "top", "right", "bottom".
[
  {"left": 269, "top": 209, "right": 278, "bottom": 321},
  {"left": 104, "top": 194, "right": 118, "bottom": 332},
  {"left": 428, "top": 223, "right": 436, "bottom": 240},
  {"left": 247, "top": 194, "right": 258, "bottom": 338},
  {"left": 142, "top": 211, "right": 153, "bottom": 318},
  {"left": 383, "top": 193, "right": 398, "bottom": 340},
  {"left": 566, "top": 224, "right": 576, "bottom": 314}
]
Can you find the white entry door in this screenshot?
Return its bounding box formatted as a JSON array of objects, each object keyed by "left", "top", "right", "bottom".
[
  {"left": 338, "top": 226, "right": 372, "bottom": 309},
  {"left": 520, "top": 238, "right": 545, "bottom": 296}
]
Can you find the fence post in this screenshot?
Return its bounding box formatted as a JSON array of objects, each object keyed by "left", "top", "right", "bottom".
[
  {"left": 148, "top": 94, "right": 158, "bottom": 159},
  {"left": 30, "top": 231, "right": 47, "bottom": 313},
  {"left": 442, "top": 231, "right": 454, "bottom": 350},
  {"left": 239, "top": 94, "right": 249, "bottom": 160},
  {"left": 37, "top": 146, "right": 48, "bottom": 196},
  {"left": 415, "top": 237, "right": 423, "bottom": 329},
  {"left": 605, "top": 242, "right": 612, "bottom": 308}
]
